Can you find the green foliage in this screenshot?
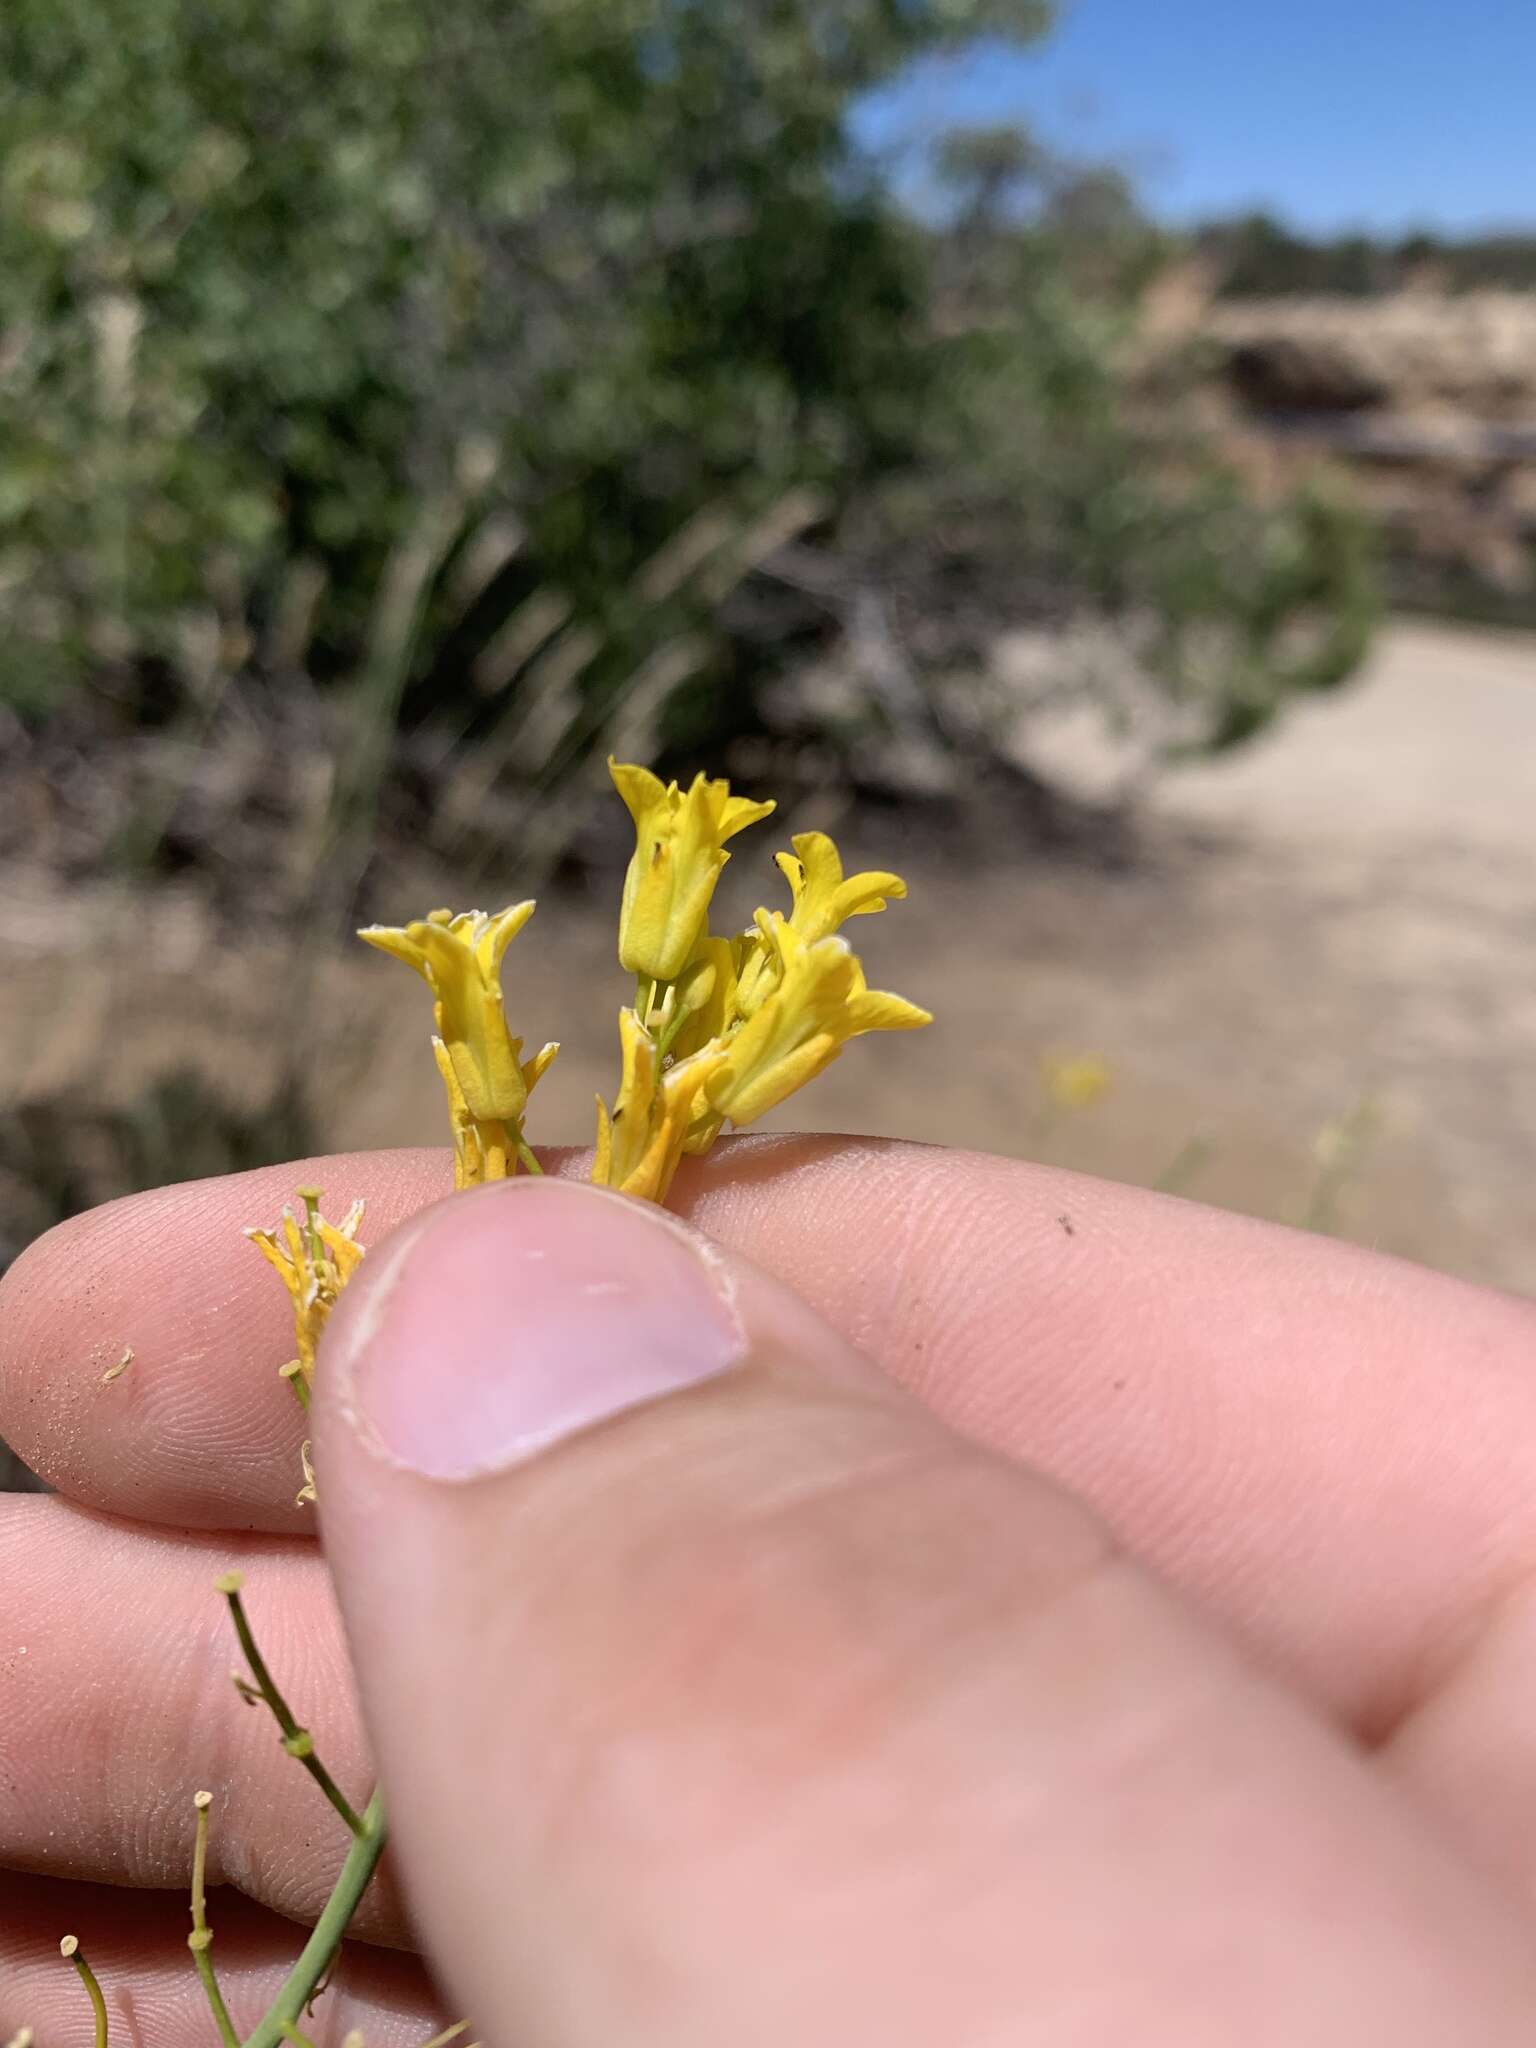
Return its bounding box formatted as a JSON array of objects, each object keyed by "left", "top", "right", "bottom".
[
  {"left": 0, "top": 2, "right": 1375, "bottom": 858},
  {"left": 1201, "top": 210, "right": 1536, "bottom": 297},
  {"left": 0, "top": 0, "right": 1041, "bottom": 710},
  {"left": 878, "top": 154, "right": 1380, "bottom": 767}
]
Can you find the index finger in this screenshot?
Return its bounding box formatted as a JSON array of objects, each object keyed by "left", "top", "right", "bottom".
[{"left": 2, "top": 1135, "right": 1534, "bottom": 1732}]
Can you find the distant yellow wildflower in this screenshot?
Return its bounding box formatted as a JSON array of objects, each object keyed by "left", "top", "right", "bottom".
[
  {"left": 610, "top": 760, "right": 774, "bottom": 984},
  {"left": 1042, "top": 1052, "right": 1112, "bottom": 1113}
]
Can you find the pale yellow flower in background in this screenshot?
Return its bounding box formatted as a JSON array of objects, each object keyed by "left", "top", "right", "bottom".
[
  {"left": 593, "top": 1007, "right": 723, "bottom": 1205},
  {"left": 704, "top": 920, "right": 930, "bottom": 1131},
  {"left": 610, "top": 759, "right": 775, "bottom": 984},
  {"left": 245, "top": 1188, "right": 365, "bottom": 1394},
  {"left": 1042, "top": 1051, "right": 1113, "bottom": 1114},
  {"left": 359, "top": 903, "right": 558, "bottom": 1125}
]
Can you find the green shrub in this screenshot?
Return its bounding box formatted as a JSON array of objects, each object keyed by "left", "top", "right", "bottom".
[{"left": 0, "top": 1, "right": 1375, "bottom": 863}]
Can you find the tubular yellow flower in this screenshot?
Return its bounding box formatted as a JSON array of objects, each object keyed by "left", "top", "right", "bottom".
[
  {"left": 593, "top": 1007, "right": 723, "bottom": 1205},
  {"left": 667, "top": 932, "right": 755, "bottom": 1061},
  {"left": 358, "top": 904, "right": 558, "bottom": 1126},
  {"left": 434, "top": 1036, "right": 492, "bottom": 1189},
  {"left": 778, "top": 831, "right": 907, "bottom": 943},
  {"left": 735, "top": 831, "right": 907, "bottom": 1017},
  {"left": 245, "top": 1188, "right": 365, "bottom": 1394},
  {"left": 704, "top": 920, "right": 930, "bottom": 1131},
  {"left": 610, "top": 759, "right": 775, "bottom": 984}
]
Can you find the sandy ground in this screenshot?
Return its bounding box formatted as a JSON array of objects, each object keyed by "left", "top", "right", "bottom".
[{"left": 4, "top": 618, "right": 1533, "bottom": 1294}]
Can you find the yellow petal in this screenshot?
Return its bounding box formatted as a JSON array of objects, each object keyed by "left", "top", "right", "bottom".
[
  {"left": 776, "top": 831, "right": 908, "bottom": 943},
  {"left": 608, "top": 758, "right": 667, "bottom": 829},
  {"left": 705, "top": 1029, "right": 842, "bottom": 1126},
  {"left": 356, "top": 924, "right": 434, "bottom": 983},
  {"left": 521, "top": 1040, "right": 561, "bottom": 1093},
  {"left": 592, "top": 1009, "right": 724, "bottom": 1204},
  {"left": 611, "top": 762, "right": 774, "bottom": 983},
  {"left": 362, "top": 904, "right": 542, "bottom": 1125},
  {"left": 706, "top": 929, "right": 929, "bottom": 1131}
]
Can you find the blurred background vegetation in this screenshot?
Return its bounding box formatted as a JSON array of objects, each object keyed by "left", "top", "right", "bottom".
[
  {"left": 2, "top": 0, "right": 1532, "bottom": 1387},
  {"left": 0, "top": 0, "right": 1377, "bottom": 892}
]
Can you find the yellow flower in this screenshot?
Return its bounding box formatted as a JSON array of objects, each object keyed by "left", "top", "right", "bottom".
[
  {"left": 593, "top": 1007, "right": 723, "bottom": 1205},
  {"left": 666, "top": 931, "right": 756, "bottom": 1060},
  {"left": 610, "top": 759, "right": 775, "bottom": 984},
  {"left": 359, "top": 904, "right": 558, "bottom": 1126},
  {"left": 704, "top": 920, "right": 930, "bottom": 1130},
  {"left": 1042, "top": 1052, "right": 1112, "bottom": 1113},
  {"left": 736, "top": 831, "right": 908, "bottom": 1016},
  {"left": 433, "top": 1036, "right": 507, "bottom": 1190},
  {"left": 778, "top": 831, "right": 907, "bottom": 942},
  {"left": 245, "top": 1188, "right": 365, "bottom": 1395}
]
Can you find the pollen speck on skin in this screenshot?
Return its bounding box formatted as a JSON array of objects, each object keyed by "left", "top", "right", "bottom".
[{"left": 100, "top": 1345, "right": 134, "bottom": 1385}]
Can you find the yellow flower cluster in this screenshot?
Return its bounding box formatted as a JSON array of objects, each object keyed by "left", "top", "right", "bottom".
[
  {"left": 353, "top": 759, "right": 930, "bottom": 1207},
  {"left": 245, "top": 1188, "right": 366, "bottom": 1503},
  {"left": 245, "top": 1188, "right": 366, "bottom": 1400},
  {"left": 596, "top": 761, "right": 930, "bottom": 1202},
  {"left": 247, "top": 763, "right": 929, "bottom": 1502}
]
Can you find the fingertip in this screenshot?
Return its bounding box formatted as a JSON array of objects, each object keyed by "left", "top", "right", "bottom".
[{"left": 0, "top": 1150, "right": 457, "bottom": 1526}]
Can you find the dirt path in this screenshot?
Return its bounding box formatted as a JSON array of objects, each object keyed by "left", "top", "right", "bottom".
[
  {"left": 865, "top": 616, "right": 1536, "bottom": 1293},
  {"left": 4, "top": 619, "right": 1532, "bottom": 1293}
]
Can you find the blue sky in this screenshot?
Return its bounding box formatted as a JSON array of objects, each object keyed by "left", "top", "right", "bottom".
[{"left": 854, "top": 0, "right": 1536, "bottom": 234}]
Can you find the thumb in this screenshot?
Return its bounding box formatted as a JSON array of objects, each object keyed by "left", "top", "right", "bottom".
[{"left": 314, "top": 1178, "right": 1536, "bottom": 2048}]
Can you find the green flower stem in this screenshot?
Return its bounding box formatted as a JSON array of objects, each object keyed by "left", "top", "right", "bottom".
[
  {"left": 279, "top": 1363, "right": 312, "bottom": 1412},
  {"left": 277, "top": 2025, "right": 319, "bottom": 2048},
  {"left": 189, "top": 1793, "right": 241, "bottom": 2048},
  {"left": 654, "top": 1005, "right": 689, "bottom": 1062},
  {"left": 243, "top": 1788, "right": 387, "bottom": 2048},
  {"left": 218, "top": 1577, "right": 365, "bottom": 1837},
  {"left": 60, "top": 1938, "right": 108, "bottom": 2048},
  {"left": 515, "top": 1135, "right": 545, "bottom": 1176}
]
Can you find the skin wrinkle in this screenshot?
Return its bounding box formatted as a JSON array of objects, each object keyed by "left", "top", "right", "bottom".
[
  {"left": 832, "top": 1142, "right": 926, "bottom": 1365},
  {"left": 1378, "top": 1555, "right": 1536, "bottom": 1753}
]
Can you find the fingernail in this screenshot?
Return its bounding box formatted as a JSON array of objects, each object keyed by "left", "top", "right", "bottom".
[{"left": 334, "top": 1180, "right": 746, "bottom": 1481}]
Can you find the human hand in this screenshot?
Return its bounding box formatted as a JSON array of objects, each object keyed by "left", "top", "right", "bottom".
[{"left": 4, "top": 1137, "right": 1536, "bottom": 2043}]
